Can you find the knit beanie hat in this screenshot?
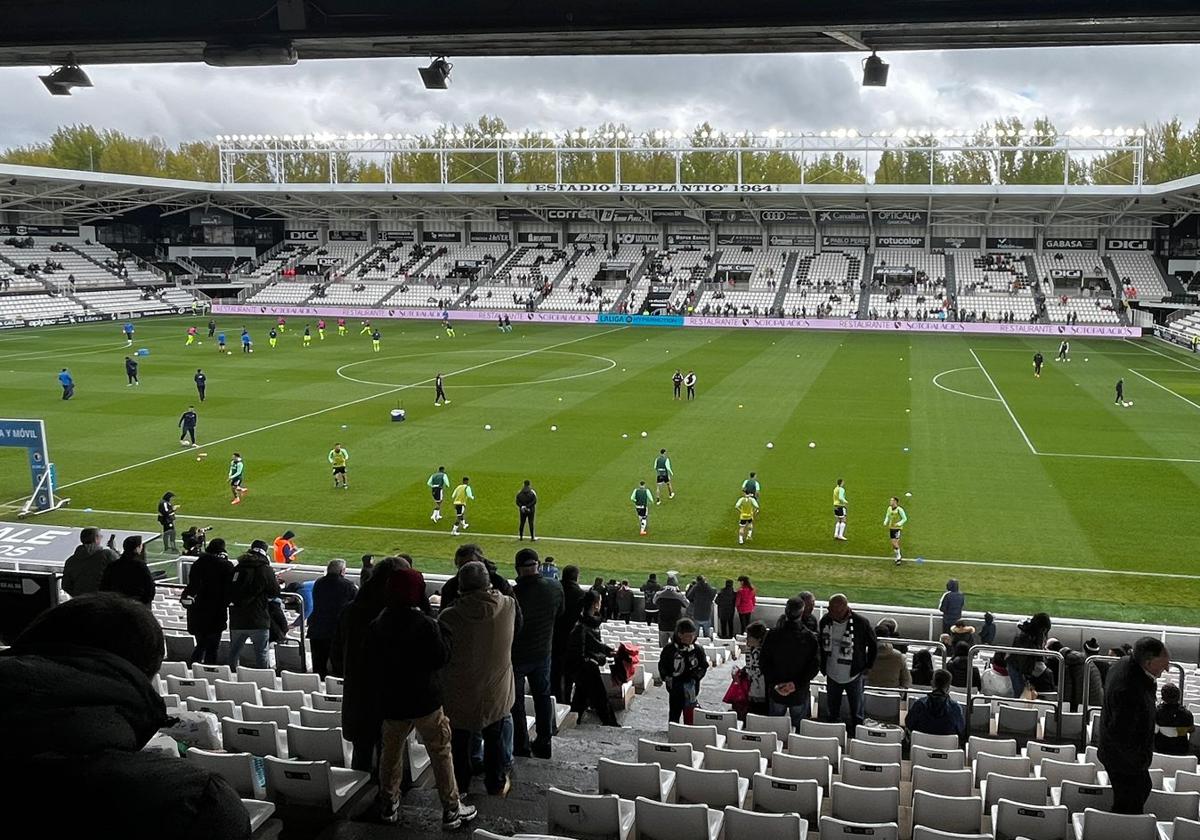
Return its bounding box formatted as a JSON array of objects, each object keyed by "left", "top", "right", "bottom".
[{"left": 387, "top": 568, "right": 427, "bottom": 608}]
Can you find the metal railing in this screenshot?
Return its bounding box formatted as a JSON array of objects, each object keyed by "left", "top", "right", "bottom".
[
  {"left": 967, "top": 644, "right": 1067, "bottom": 740},
  {"left": 1081, "top": 654, "right": 1188, "bottom": 750}
]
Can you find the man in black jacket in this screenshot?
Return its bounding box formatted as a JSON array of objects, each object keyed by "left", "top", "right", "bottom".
[
  {"left": 183, "top": 538, "right": 234, "bottom": 665},
  {"left": 515, "top": 480, "right": 538, "bottom": 541},
  {"left": 308, "top": 559, "right": 358, "bottom": 679},
  {"left": 761, "top": 597, "right": 820, "bottom": 731},
  {"left": 0, "top": 593, "right": 250, "bottom": 839},
  {"left": 226, "top": 540, "right": 281, "bottom": 668},
  {"left": 1098, "top": 638, "right": 1171, "bottom": 814},
  {"left": 818, "top": 593, "right": 877, "bottom": 737},
  {"left": 654, "top": 575, "right": 689, "bottom": 646},
  {"left": 370, "top": 568, "right": 477, "bottom": 830},
  {"left": 552, "top": 564, "right": 584, "bottom": 702},
  {"left": 99, "top": 535, "right": 156, "bottom": 605},
  {"left": 438, "top": 544, "right": 517, "bottom": 613},
  {"left": 510, "top": 548, "right": 563, "bottom": 758},
  {"left": 714, "top": 579, "right": 736, "bottom": 638},
  {"left": 157, "top": 492, "right": 179, "bottom": 553},
  {"left": 687, "top": 575, "right": 716, "bottom": 639},
  {"left": 62, "top": 527, "right": 118, "bottom": 596}
]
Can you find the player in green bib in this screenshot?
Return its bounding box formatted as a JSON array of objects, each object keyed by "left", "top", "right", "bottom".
[
  {"left": 742, "top": 472, "right": 761, "bottom": 504},
  {"left": 735, "top": 490, "right": 759, "bottom": 544},
  {"left": 631, "top": 481, "right": 654, "bottom": 535},
  {"left": 883, "top": 496, "right": 908, "bottom": 565},
  {"left": 427, "top": 466, "right": 449, "bottom": 522},
  {"left": 833, "top": 478, "right": 848, "bottom": 541},
  {"left": 654, "top": 449, "right": 674, "bottom": 504},
  {"left": 327, "top": 444, "right": 349, "bottom": 489}
]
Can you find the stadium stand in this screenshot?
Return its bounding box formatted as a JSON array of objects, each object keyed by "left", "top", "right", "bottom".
[{"left": 1109, "top": 252, "right": 1169, "bottom": 301}]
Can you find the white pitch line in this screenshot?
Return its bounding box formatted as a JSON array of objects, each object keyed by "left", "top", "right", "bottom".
[
  {"left": 1128, "top": 369, "right": 1200, "bottom": 413},
  {"left": 1038, "top": 451, "right": 1200, "bottom": 465},
  {"left": 931, "top": 367, "right": 1001, "bottom": 402},
  {"left": 41, "top": 326, "right": 628, "bottom": 495},
  {"left": 1124, "top": 338, "right": 1200, "bottom": 373},
  {"left": 64, "top": 506, "right": 1200, "bottom": 582},
  {"left": 969, "top": 348, "right": 1038, "bottom": 454}
]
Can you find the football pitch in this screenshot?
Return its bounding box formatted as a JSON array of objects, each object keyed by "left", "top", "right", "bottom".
[{"left": 3, "top": 314, "right": 1199, "bottom": 625}]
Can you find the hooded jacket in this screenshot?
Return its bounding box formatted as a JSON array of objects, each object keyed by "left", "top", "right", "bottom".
[
  {"left": 714, "top": 584, "right": 736, "bottom": 618},
  {"left": 905, "top": 689, "right": 966, "bottom": 738},
  {"left": 100, "top": 552, "right": 156, "bottom": 605},
  {"left": 439, "top": 588, "right": 518, "bottom": 730},
  {"left": 228, "top": 549, "right": 281, "bottom": 631},
  {"left": 938, "top": 580, "right": 965, "bottom": 625},
  {"left": 687, "top": 579, "right": 716, "bottom": 622},
  {"left": 0, "top": 645, "right": 249, "bottom": 839},
  {"left": 183, "top": 549, "right": 234, "bottom": 636},
  {"left": 567, "top": 612, "right": 611, "bottom": 668},
  {"left": 655, "top": 586, "right": 689, "bottom": 630},
  {"left": 760, "top": 618, "right": 820, "bottom": 705},
  {"left": 62, "top": 541, "right": 118, "bottom": 596},
  {"left": 369, "top": 605, "right": 451, "bottom": 721},
  {"left": 867, "top": 641, "right": 912, "bottom": 689}
]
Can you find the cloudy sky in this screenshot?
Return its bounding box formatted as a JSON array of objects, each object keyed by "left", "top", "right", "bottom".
[{"left": 0, "top": 45, "right": 1195, "bottom": 148}]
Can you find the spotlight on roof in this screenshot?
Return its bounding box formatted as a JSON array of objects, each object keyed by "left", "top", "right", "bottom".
[
  {"left": 862, "top": 52, "right": 889, "bottom": 87},
  {"left": 419, "top": 57, "right": 452, "bottom": 90},
  {"left": 39, "top": 54, "right": 92, "bottom": 96}
]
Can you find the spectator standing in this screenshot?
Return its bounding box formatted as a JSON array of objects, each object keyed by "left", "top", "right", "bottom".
[
  {"left": 735, "top": 576, "right": 757, "bottom": 632},
  {"left": 1154, "top": 683, "right": 1195, "bottom": 755},
  {"left": 62, "top": 527, "right": 118, "bottom": 596},
  {"left": 369, "top": 568, "right": 477, "bottom": 830},
  {"left": 905, "top": 669, "right": 966, "bottom": 739},
  {"left": 308, "top": 559, "right": 358, "bottom": 679},
  {"left": 911, "top": 649, "right": 935, "bottom": 687},
  {"left": 949, "top": 620, "right": 977, "bottom": 650},
  {"left": 868, "top": 619, "right": 912, "bottom": 689},
  {"left": 654, "top": 575, "right": 690, "bottom": 647},
  {"left": 438, "top": 544, "right": 517, "bottom": 612},
  {"left": 715, "top": 579, "right": 736, "bottom": 638},
  {"left": 589, "top": 576, "right": 608, "bottom": 619},
  {"left": 979, "top": 611, "right": 997, "bottom": 644},
  {"left": 226, "top": 540, "right": 280, "bottom": 668},
  {"left": 359, "top": 554, "right": 374, "bottom": 586},
  {"left": 937, "top": 579, "right": 964, "bottom": 635},
  {"left": 760, "top": 598, "right": 820, "bottom": 731},
  {"left": 330, "top": 556, "right": 408, "bottom": 774},
  {"left": 1008, "top": 612, "right": 1053, "bottom": 697},
  {"left": 818, "top": 594, "right": 877, "bottom": 737},
  {"left": 615, "top": 580, "right": 634, "bottom": 623},
  {"left": 796, "top": 590, "right": 819, "bottom": 632},
  {"left": 1047, "top": 638, "right": 1102, "bottom": 712},
  {"left": 552, "top": 565, "right": 584, "bottom": 703},
  {"left": 540, "top": 556, "right": 560, "bottom": 581},
  {"left": 604, "top": 579, "right": 620, "bottom": 622},
  {"left": 567, "top": 590, "right": 618, "bottom": 725},
  {"left": 156, "top": 492, "right": 180, "bottom": 554},
  {"left": 640, "top": 573, "right": 662, "bottom": 625},
  {"left": 658, "top": 618, "right": 708, "bottom": 725},
  {"left": 981, "top": 652, "right": 1014, "bottom": 697},
  {"left": 99, "top": 536, "right": 155, "bottom": 605},
  {"left": 947, "top": 642, "right": 982, "bottom": 690},
  {"left": 1098, "top": 638, "right": 1171, "bottom": 814},
  {"left": 181, "top": 538, "right": 233, "bottom": 665},
  {"left": 510, "top": 548, "right": 563, "bottom": 760},
  {"left": 440, "top": 561, "right": 519, "bottom": 797},
  {"left": 0, "top": 594, "right": 250, "bottom": 839},
  {"left": 687, "top": 575, "right": 716, "bottom": 638},
  {"left": 515, "top": 480, "right": 538, "bottom": 541}
]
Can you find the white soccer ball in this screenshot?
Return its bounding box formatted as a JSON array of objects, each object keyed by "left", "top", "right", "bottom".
[
  {"left": 435, "top": 335, "right": 440, "bottom": 340},
  {"left": 622, "top": 433, "right": 628, "bottom": 439},
  {"left": 766, "top": 442, "right": 774, "bottom": 449},
  {"left": 808, "top": 442, "right": 816, "bottom": 448},
  {"left": 197, "top": 341, "right": 202, "bottom": 345},
  {"left": 248, "top": 348, "right": 254, "bottom": 353},
  {"left": 550, "top": 425, "right": 558, "bottom": 431},
  {"left": 484, "top": 424, "right": 492, "bottom": 430},
  {"left": 641, "top": 431, "right": 647, "bottom": 438},
  {"left": 1084, "top": 357, "right": 1089, "bottom": 362}
]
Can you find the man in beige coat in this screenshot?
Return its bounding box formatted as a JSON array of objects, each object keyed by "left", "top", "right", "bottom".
[
  {"left": 867, "top": 618, "right": 912, "bottom": 689},
  {"left": 440, "top": 561, "right": 519, "bottom": 797}
]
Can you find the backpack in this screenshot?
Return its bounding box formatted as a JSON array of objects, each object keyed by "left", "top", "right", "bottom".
[{"left": 611, "top": 642, "right": 640, "bottom": 685}]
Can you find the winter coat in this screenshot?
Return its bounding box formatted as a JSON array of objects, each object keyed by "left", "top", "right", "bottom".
[
  {"left": 1058, "top": 646, "right": 1104, "bottom": 711},
  {"left": 981, "top": 666, "right": 1014, "bottom": 698},
  {"left": 567, "top": 613, "right": 611, "bottom": 668},
  {"left": 947, "top": 655, "right": 982, "bottom": 690},
  {"left": 183, "top": 550, "right": 234, "bottom": 636},
  {"left": 0, "top": 645, "right": 249, "bottom": 839},
  {"left": 439, "top": 589, "right": 518, "bottom": 731},
  {"left": 555, "top": 578, "right": 585, "bottom": 651},
  {"left": 369, "top": 605, "right": 451, "bottom": 721},
  {"left": 714, "top": 586, "right": 736, "bottom": 619},
  {"left": 734, "top": 585, "right": 757, "bottom": 616},
  {"left": 438, "top": 559, "right": 515, "bottom": 610},
  {"left": 640, "top": 579, "right": 662, "bottom": 608},
  {"left": 979, "top": 618, "right": 997, "bottom": 645},
  {"left": 938, "top": 581, "right": 965, "bottom": 626},
  {"left": 687, "top": 580, "right": 716, "bottom": 622},
  {"left": 655, "top": 587, "right": 690, "bottom": 631},
  {"left": 1155, "top": 703, "right": 1196, "bottom": 756},
  {"left": 62, "top": 542, "right": 118, "bottom": 596},
  {"left": 658, "top": 641, "right": 708, "bottom": 689},
  {"left": 1008, "top": 620, "right": 1049, "bottom": 680},
  {"left": 759, "top": 619, "right": 820, "bottom": 705},
  {"left": 329, "top": 598, "right": 385, "bottom": 741},
  {"left": 308, "top": 573, "right": 358, "bottom": 641},
  {"left": 818, "top": 611, "right": 878, "bottom": 681},
  {"left": 1097, "top": 656, "right": 1157, "bottom": 773},
  {"left": 867, "top": 642, "right": 912, "bottom": 689},
  {"left": 99, "top": 554, "right": 156, "bottom": 605},
  {"left": 227, "top": 551, "right": 281, "bottom": 631},
  {"left": 511, "top": 574, "right": 563, "bottom": 665},
  {"left": 905, "top": 691, "right": 966, "bottom": 738},
  {"left": 615, "top": 586, "right": 635, "bottom": 615}
]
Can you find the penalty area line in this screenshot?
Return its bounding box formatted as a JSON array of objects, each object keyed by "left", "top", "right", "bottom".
[
  {"left": 68, "top": 507, "right": 1200, "bottom": 583},
  {"left": 969, "top": 348, "right": 1038, "bottom": 454}
]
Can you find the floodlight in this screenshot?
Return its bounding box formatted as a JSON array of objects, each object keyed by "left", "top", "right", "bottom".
[
  {"left": 419, "top": 57, "right": 452, "bottom": 90},
  {"left": 862, "top": 53, "right": 889, "bottom": 87},
  {"left": 39, "top": 53, "right": 92, "bottom": 96}
]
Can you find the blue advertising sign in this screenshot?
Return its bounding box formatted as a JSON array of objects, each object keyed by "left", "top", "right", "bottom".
[
  {"left": 0, "top": 419, "right": 53, "bottom": 512},
  {"left": 597, "top": 313, "right": 685, "bottom": 327}
]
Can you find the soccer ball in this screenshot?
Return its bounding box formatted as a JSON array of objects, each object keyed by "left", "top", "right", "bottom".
[
  {"left": 1124, "top": 401, "right": 1133, "bottom": 407},
  {"left": 766, "top": 442, "right": 774, "bottom": 449},
  {"left": 640, "top": 431, "right": 648, "bottom": 438},
  {"left": 484, "top": 424, "right": 492, "bottom": 430},
  {"left": 550, "top": 425, "right": 558, "bottom": 431},
  {"left": 809, "top": 442, "right": 816, "bottom": 448},
  {"left": 248, "top": 348, "right": 254, "bottom": 353}
]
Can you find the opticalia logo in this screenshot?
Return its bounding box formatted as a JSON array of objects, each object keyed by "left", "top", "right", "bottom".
[{"left": 876, "top": 211, "right": 927, "bottom": 225}]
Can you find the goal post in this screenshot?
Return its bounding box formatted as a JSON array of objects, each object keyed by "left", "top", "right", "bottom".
[{"left": 0, "top": 419, "right": 69, "bottom": 518}]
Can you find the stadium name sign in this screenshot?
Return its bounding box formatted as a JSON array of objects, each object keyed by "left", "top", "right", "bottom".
[{"left": 526, "top": 183, "right": 780, "bottom": 193}]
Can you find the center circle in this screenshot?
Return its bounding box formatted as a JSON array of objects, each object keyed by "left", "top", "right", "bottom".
[{"left": 335, "top": 349, "right": 617, "bottom": 389}]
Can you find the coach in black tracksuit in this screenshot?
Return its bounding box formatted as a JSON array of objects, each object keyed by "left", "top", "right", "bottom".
[
  {"left": 124, "top": 356, "right": 139, "bottom": 386},
  {"left": 516, "top": 480, "right": 538, "bottom": 541}
]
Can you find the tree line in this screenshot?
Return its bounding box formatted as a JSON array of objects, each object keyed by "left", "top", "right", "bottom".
[{"left": 3, "top": 116, "right": 1198, "bottom": 186}]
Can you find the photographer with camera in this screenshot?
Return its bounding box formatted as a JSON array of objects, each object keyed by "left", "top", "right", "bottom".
[{"left": 182, "top": 526, "right": 211, "bottom": 557}]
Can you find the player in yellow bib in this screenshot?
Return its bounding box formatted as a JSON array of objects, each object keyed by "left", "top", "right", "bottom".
[
  {"left": 327, "top": 444, "right": 349, "bottom": 489},
  {"left": 450, "top": 477, "right": 474, "bottom": 535},
  {"left": 735, "top": 489, "right": 759, "bottom": 544},
  {"left": 883, "top": 496, "right": 908, "bottom": 565},
  {"left": 833, "top": 479, "right": 848, "bottom": 541}
]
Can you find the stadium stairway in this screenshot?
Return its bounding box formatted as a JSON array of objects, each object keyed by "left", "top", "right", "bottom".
[
  {"left": 944, "top": 255, "right": 958, "bottom": 299},
  {"left": 771, "top": 252, "right": 801, "bottom": 312}
]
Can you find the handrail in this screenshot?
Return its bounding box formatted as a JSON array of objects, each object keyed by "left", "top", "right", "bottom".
[
  {"left": 887, "top": 637, "right": 949, "bottom": 669},
  {"left": 1082, "top": 653, "right": 1188, "bottom": 750},
  {"left": 968, "top": 643, "right": 1066, "bottom": 740}
]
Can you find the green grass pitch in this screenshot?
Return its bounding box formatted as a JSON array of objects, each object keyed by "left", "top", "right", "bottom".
[{"left": 3, "top": 314, "right": 1199, "bottom": 625}]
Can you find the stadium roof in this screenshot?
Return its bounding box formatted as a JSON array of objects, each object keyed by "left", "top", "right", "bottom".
[
  {"left": 2, "top": 162, "right": 1199, "bottom": 229},
  {"left": 2, "top": 1, "right": 1200, "bottom": 65}
]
